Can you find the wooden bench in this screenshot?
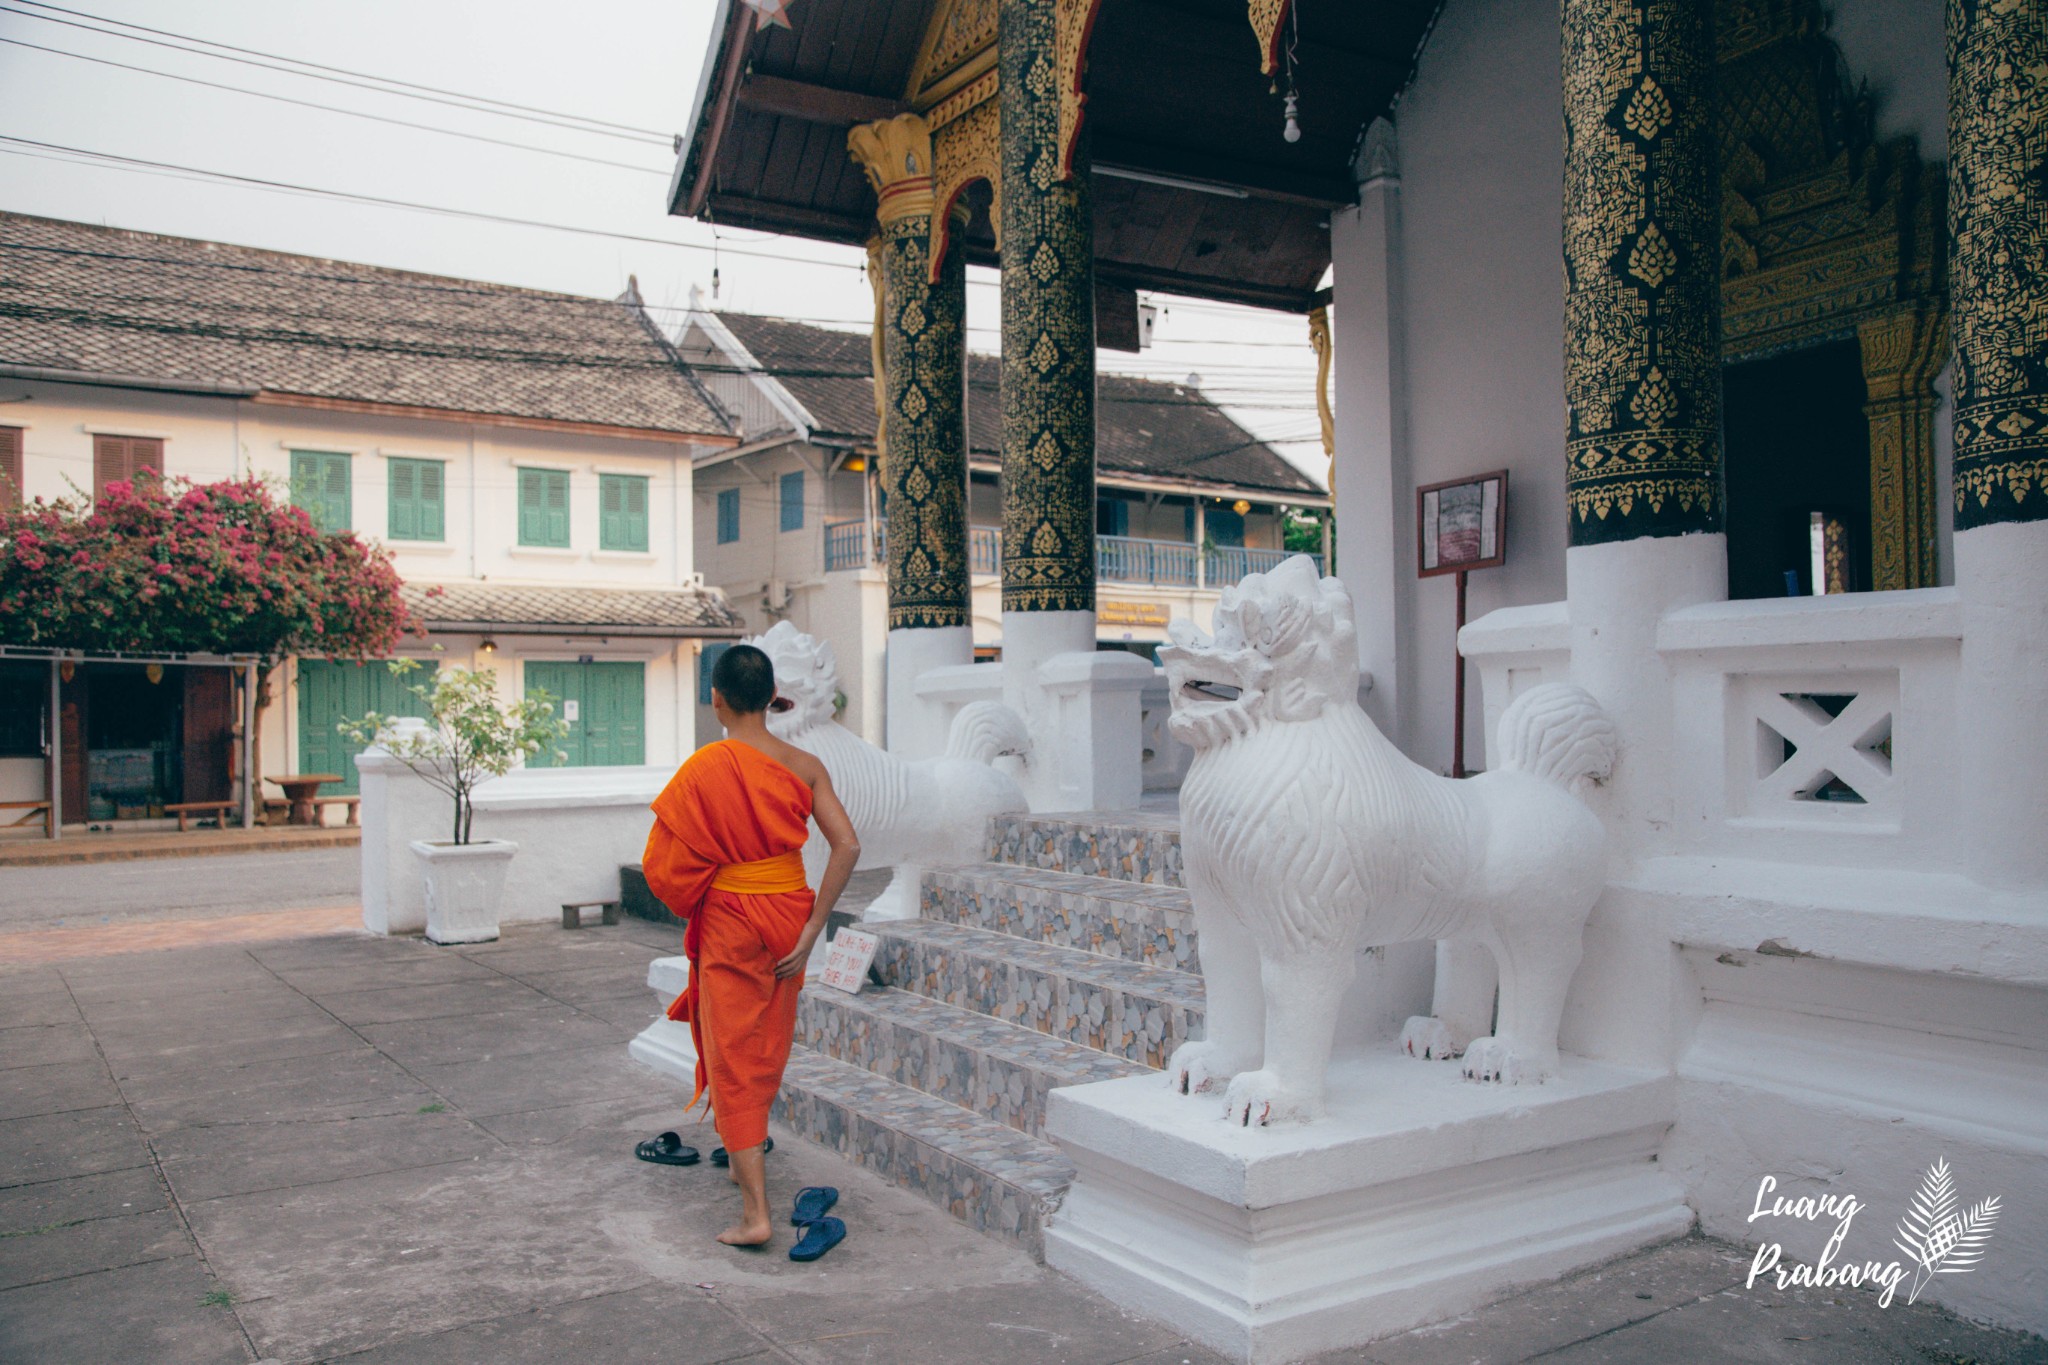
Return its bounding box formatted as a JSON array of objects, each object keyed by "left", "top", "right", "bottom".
[
  {"left": 313, "top": 795, "right": 361, "bottom": 827},
  {"left": 164, "top": 801, "right": 236, "bottom": 832},
  {"left": 561, "top": 901, "right": 621, "bottom": 930},
  {"left": 0, "top": 800, "right": 52, "bottom": 836}
]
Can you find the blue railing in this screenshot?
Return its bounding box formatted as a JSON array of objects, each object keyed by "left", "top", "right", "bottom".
[
  {"left": 822, "top": 521, "right": 1321, "bottom": 587},
  {"left": 823, "top": 519, "right": 872, "bottom": 572}
]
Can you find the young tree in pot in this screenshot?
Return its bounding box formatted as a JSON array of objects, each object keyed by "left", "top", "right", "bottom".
[{"left": 340, "top": 661, "right": 569, "bottom": 942}]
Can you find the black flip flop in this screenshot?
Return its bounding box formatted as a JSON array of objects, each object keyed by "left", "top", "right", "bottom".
[
  {"left": 710, "top": 1137, "right": 774, "bottom": 1167},
  {"left": 634, "top": 1131, "right": 700, "bottom": 1166},
  {"left": 789, "top": 1215, "right": 846, "bottom": 1262},
  {"left": 791, "top": 1186, "right": 838, "bottom": 1224}
]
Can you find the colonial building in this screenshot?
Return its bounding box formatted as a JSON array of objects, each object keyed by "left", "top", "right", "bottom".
[
  {"left": 660, "top": 0, "right": 2046, "bottom": 1355},
  {"left": 675, "top": 307, "right": 1326, "bottom": 744},
  {"left": 0, "top": 213, "right": 741, "bottom": 830}
]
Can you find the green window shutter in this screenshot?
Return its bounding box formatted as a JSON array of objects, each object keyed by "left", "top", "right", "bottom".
[
  {"left": 292, "top": 451, "right": 350, "bottom": 532},
  {"left": 545, "top": 470, "right": 570, "bottom": 546},
  {"left": 717, "top": 488, "right": 740, "bottom": 544},
  {"left": 518, "top": 468, "right": 547, "bottom": 545},
  {"left": 387, "top": 458, "right": 446, "bottom": 542},
  {"left": 419, "top": 461, "right": 444, "bottom": 540},
  {"left": 388, "top": 460, "right": 417, "bottom": 540},
  {"left": 600, "top": 474, "right": 650, "bottom": 551}
]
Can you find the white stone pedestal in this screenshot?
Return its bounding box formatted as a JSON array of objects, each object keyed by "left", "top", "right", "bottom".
[
  {"left": 626, "top": 956, "right": 696, "bottom": 1083},
  {"left": 1044, "top": 1052, "right": 1691, "bottom": 1364}
]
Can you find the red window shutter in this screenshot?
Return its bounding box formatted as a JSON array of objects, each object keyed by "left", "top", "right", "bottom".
[
  {"left": 91, "top": 435, "right": 164, "bottom": 495},
  {"left": 133, "top": 437, "right": 164, "bottom": 486},
  {"left": 0, "top": 427, "right": 20, "bottom": 508}
]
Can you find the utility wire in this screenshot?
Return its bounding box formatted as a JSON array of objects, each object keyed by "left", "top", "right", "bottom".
[
  {"left": 0, "top": 37, "right": 670, "bottom": 176},
  {"left": 0, "top": 2, "right": 673, "bottom": 145}
]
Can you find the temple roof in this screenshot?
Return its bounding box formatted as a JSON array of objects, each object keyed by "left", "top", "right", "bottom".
[
  {"left": 401, "top": 583, "right": 746, "bottom": 638},
  {"left": 669, "top": 0, "right": 1443, "bottom": 312}
]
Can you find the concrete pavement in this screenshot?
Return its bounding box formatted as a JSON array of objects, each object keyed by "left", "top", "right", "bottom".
[
  {"left": 0, "top": 846, "right": 359, "bottom": 932},
  {"left": 2, "top": 915, "right": 2042, "bottom": 1364}
]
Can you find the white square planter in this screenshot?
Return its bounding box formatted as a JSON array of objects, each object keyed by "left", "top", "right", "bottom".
[{"left": 410, "top": 839, "right": 519, "bottom": 944}]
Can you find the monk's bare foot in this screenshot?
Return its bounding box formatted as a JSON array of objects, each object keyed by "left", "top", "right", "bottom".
[{"left": 717, "top": 1220, "right": 773, "bottom": 1248}]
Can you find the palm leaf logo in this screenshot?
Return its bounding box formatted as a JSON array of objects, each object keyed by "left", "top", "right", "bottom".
[{"left": 1894, "top": 1158, "right": 2001, "bottom": 1305}]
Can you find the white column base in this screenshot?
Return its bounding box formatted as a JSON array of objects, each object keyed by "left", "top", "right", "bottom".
[
  {"left": 626, "top": 955, "right": 696, "bottom": 1083},
  {"left": 999, "top": 611, "right": 1153, "bottom": 812},
  {"left": 1955, "top": 520, "right": 2048, "bottom": 889},
  {"left": 886, "top": 624, "right": 974, "bottom": 760},
  {"left": 1044, "top": 1052, "right": 1690, "bottom": 1364}
]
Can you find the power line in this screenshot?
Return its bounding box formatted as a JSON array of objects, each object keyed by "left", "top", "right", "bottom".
[
  {"left": 0, "top": 1, "right": 673, "bottom": 145},
  {"left": 0, "top": 37, "right": 669, "bottom": 177},
  {"left": 0, "top": 135, "right": 873, "bottom": 273}
]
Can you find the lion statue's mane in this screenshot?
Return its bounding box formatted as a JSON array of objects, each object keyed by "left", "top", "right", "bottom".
[
  {"left": 748, "top": 621, "right": 1029, "bottom": 919},
  {"left": 1161, "top": 555, "right": 1617, "bottom": 1124}
]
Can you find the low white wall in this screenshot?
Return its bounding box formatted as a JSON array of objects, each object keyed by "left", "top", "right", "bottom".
[{"left": 358, "top": 745, "right": 670, "bottom": 934}]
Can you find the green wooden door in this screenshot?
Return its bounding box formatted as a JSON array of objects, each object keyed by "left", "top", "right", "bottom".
[
  {"left": 296, "top": 660, "right": 434, "bottom": 795},
  {"left": 525, "top": 661, "right": 645, "bottom": 768}
]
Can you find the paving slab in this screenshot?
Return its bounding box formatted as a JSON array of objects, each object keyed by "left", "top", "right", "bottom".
[
  {"left": 157, "top": 1110, "right": 494, "bottom": 1203},
  {"left": 511, "top": 963, "right": 660, "bottom": 1010},
  {"left": 0, "top": 1254, "right": 249, "bottom": 1365},
  {"left": 316, "top": 978, "right": 556, "bottom": 1027},
  {"left": 0, "top": 1164, "right": 167, "bottom": 1235},
  {"left": 355, "top": 1003, "right": 626, "bottom": 1068},
  {"left": 0, "top": 1105, "right": 151, "bottom": 1186},
  {"left": 404, "top": 1041, "right": 654, "bottom": 1118},
  {"left": 93, "top": 1014, "right": 369, "bottom": 1074},
  {"left": 0, "top": 1205, "right": 188, "bottom": 1290},
  {"left": 0, "top": 1060, "right": 123, "bottom": 1121},
  {"left": 0, "top": 982, "right": 82, "bottom": 1029},
  {"left": 116, "top": 1050, "right": 439, "bottom": 1130},
  {"left": 310, "top": 1283, "right": 772, "bottom": 1365},
  {"left": 0, "top": 1022, "right": 101, "bottom": 1069},
  {"left": 255, "top": 952, "right": 504, "bottom": 994}
]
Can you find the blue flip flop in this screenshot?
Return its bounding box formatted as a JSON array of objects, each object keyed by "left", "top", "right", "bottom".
[
  {"left": 788, "top": 1215, "right": 845, "bottom": 1263},
  {"left": 791, "top": 1186, "right": 838, "bottom": 1225}
]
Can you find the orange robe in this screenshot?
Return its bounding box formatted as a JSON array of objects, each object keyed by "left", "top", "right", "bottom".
[{"left": 641, "top": 739, "right": 815, "bottom": 1152}]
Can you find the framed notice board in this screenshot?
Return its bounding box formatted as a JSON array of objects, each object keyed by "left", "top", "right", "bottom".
[{"left": 1417, "top": 469, "right": 1508, "bottom": 578}]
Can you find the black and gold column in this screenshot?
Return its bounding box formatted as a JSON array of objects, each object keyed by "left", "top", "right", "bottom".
[
  {"left": 1562, "top": 0, "right": 1723, "bottom": 543},
  {"left": 1949, "top": 0, "right": 2048, "bottom": 530},
  {"left": 848, "top": 114, "right": 971, "bottom": 631},
  {"left": 999, "top": 0, "right": 1096, "bottom": 614}
]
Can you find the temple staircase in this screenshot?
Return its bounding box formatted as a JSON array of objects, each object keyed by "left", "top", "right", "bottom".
[
  {"left": 632, "top": 808, "right": 1201, "bottom": 1254},
  {"left": 777, "top": 809, "right": 1199, "bottom": 1252}
]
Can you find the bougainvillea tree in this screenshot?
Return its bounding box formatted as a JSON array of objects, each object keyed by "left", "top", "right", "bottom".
[{"left": 0, "top": 475, "right": 414, "bottom": 657}]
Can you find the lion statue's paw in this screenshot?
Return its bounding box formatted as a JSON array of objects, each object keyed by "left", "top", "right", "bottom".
[
  {"left": 1166, "top": 1040, "right": 1240, "bottom": 1096},
  {"left": 1398, "top": 1014, "right": 1468, "bottom": 1061},
  {"left": 1223, "top": 1069, "right": 1317, "bottom": 1126},
  {"left": 1460, "top": 1036, "right": 1558, "bottom": 1085}
]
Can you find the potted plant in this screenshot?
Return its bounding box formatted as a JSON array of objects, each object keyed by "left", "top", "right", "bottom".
[{"left": 340, "top": 661, "right": 568, "bottom": 944}]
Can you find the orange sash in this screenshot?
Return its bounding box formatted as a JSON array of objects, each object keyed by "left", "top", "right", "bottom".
[{"left": 709, "top": 850, "right": 807, "bottom": 895}]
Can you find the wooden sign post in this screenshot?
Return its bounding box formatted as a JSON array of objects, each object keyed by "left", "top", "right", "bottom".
[{"left": 1416, "top": 470, "right": 1508, "bottom": 778}]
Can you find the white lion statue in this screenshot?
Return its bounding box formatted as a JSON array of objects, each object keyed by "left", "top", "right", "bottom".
[
  {"left": 1160, "top": 555, "right": 1617, "bottom": 1124},
  {"left": 748, "top": 621, "right": 1029, "bottom": 920}
]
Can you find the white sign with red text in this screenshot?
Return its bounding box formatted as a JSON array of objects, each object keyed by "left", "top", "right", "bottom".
[{"left": 818, "top": 927, "right": 879, "bottom": 994}]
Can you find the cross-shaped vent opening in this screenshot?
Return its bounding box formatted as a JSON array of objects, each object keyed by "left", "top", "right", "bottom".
[{"left": 1755, "top": 692, "right": 1893, "bottom": 805}]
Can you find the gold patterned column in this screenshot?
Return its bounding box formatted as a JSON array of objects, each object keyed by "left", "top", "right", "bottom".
[
  {"left": 1562, "top": 0, "right": 1723, "bottom": 543},
  {"left": 849, "top": 114, "right": 971, "bottom": 630},
  {"left": 1859, "top": 305, "right": 1951, "bottom": 589},
  {"left": 1950, "top": 0, "right": 2048, "bottom": 530},
  {"left": 999, "top": 0, "right": 1096, "bottom": 614}
]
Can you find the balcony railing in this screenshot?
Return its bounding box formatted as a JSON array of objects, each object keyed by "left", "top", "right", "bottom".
[{"left": 822, "top": 520, "right": 1322, "bottom": 587}]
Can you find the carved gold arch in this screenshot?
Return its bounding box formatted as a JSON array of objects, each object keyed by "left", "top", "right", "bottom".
[
  {"left": 1715, "top": 0, "right": 1948, "bottom": 590},
  {"left": 902, "top": 0, "right": 1102, "bottom": 282},
  {"left": 1248, "top": 0, "right": 1292, "bottom": 77}
]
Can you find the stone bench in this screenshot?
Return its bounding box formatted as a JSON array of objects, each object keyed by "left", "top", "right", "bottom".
[
  {"left": 313, "top": 795, "right": 361, "bottom": 826},
  {"left": 561, "top": 900, "right": 621, "bottom": 930},
  {"left": 164, "top": 801, "right": 236, "bottom": 832}
]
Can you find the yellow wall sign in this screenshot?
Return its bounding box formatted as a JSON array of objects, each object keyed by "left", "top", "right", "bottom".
[{"left": 1098, "top": 600, "right": 1171, "bottom": 628}]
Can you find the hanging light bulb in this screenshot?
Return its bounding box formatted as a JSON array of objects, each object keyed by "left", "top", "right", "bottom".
[
  {"left": 711, "top": 265, "right": 721, "bottom": 300},
  {"left": 1283, "top": 92, "right": 1301, "bottom": 144}
]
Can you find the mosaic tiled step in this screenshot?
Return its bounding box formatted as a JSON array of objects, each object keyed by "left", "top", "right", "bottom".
[
  {"left": 772, "top": 1047, "right": 1074, "bottom": 1253},
  {"left": 987, "top": 810, "right": 1184, "bottom": 888},
  {"left": 923, "top": 863, "right": 1199, "bottom": 974},
  {"left": 796, "top": 984, "right": 1148, "bottom": 1138},
  {"left": 872, "top": 919, "right": 1204, "bottom": 1070}
]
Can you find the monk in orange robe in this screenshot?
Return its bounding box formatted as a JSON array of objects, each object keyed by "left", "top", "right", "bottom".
[{"left": 641, "top": 642, "right": 859, "bottom": 1248}]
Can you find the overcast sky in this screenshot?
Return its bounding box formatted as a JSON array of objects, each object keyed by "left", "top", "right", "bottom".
[{"left": 0, "top": 0, "right": 1329, "bottom": 478}]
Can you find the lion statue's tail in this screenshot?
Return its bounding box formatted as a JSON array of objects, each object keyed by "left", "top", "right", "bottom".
[
  {"left": 1494, "top": 684, "right": 1617, "bottom": 792},
  {"left": 945, "top": 700, "right": 1031, "bottom": 766}
]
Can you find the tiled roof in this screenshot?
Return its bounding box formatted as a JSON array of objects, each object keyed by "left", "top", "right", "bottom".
[
  {"left": 709, "top": 312, "right": 1324, "bottom": 498},
  {"left": 403, "top": 583, "right": 745, "bottom": 637},
  {"left": 0, "top": 213, "right": 731, "bottom": 438}
]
